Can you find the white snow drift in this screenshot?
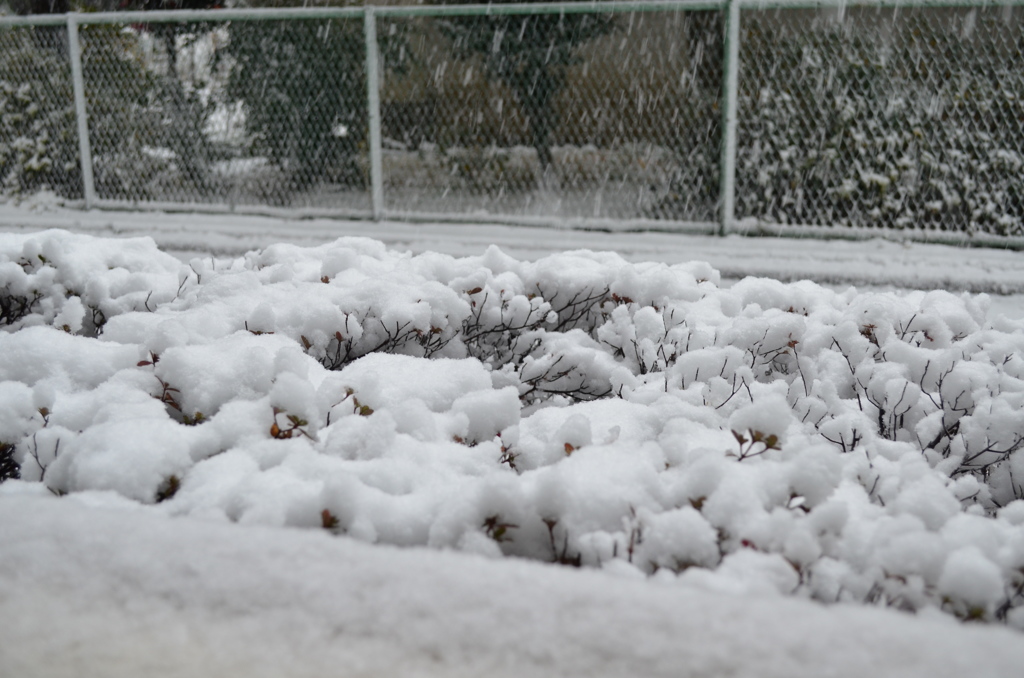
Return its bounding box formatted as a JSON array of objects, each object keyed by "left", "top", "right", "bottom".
[
  {"left": 2, "top": 229, "right": 1024, "bottom": 629},
  {"left": 5, "top": 490, "right": 1024, "bottom": 678}
]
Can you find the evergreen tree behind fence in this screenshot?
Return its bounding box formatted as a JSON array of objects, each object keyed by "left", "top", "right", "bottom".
[{"left": 1, "top": 2, "right": 1022, "bottom": 244}]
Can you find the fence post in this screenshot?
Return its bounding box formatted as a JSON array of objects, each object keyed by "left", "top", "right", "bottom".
[
  {"left": 66, "top": 13, "right": 96, "bottom": 209},
  {"left": 364, "top": 6, "right": 384, "bottom": 220},
  {"left": 718, "top": 0, "right": 740, "bottom": 237}
]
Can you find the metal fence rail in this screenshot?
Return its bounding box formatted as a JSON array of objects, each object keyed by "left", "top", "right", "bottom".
[{"left": 1, "top": 2, "right": 1023, "bottom": 246}]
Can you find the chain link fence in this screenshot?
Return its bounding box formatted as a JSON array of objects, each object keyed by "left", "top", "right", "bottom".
[
  {"left": 1, "top": 22, "right": 78, "bottom": 200},
  {"left": 1, "top": 2, "right": 1022, "bottom": 242},
  {"left": 736, "top": 5, "right": 1024, "bottom": 236},
  {"left": 3, "top": 9, "right": 374, "bottom": 213},
  {"left": 377, "top": 6, "right": 721, "bottom": 224}
]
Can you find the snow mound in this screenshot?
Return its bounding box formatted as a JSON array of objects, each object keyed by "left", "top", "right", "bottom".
[
  {"left": 4, "top": 493, "right": 1024, "bottom": 678},
  {"left": 2, "top": 230, "right": 1023, "bottom": 627}
]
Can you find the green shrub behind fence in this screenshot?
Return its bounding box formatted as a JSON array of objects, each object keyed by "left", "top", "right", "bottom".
[{"left": 735, "top": 7, "right": 1024, "bottom": 235}]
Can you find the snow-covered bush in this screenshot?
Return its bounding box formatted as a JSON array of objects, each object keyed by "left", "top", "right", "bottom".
[
  {"left": 733, "top": 15, "right": 1024, "bottom": 235},
  {"left": 2, "top": 230, "right": 1023, "bottom": 628},
  {"left": 0, "top": 231, "right": 182, "bottom": 334},
  {"left": 654, "top": 12, "right": 1024, "bottom": 235}
]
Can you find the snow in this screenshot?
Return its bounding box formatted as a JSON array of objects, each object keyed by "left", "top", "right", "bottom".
[
  {"left": 3, "top": 198, "right": 1024, "bottom": 299},
  {"left": 1, "top": 208, "right": 1024, "bottom": 675},
  {"left": 938, "top": 546, "right": 1006, "bottom": 613},
  {"left": 4, "top": 491, "right": 1024, "bottom": 678}
]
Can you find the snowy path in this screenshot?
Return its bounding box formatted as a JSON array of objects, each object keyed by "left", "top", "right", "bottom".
[
  {"left": 2, "top": 201, "right": 1023, "bottom": 296},
  {"left": 4, "top": 491, "right": 1024, "bottom": 678}
]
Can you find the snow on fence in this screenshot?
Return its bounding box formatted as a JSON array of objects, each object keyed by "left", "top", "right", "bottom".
[{"left": 1, "top": 1, "right": 1023, "bottom": 243}]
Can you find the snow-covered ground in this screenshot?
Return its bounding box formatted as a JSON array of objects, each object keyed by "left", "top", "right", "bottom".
[
  {"left": 4, "top": 198, "right": 1023, "bottom": 321},
  {"left": 3, "top": 198, "right": 1024, "bottom": 296},
  {"left": 4, "top": 489, "right": 1024, "bottom": 678},
  {"left": 2, "top": 202, "right": 1024, "bottom": 677}
]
